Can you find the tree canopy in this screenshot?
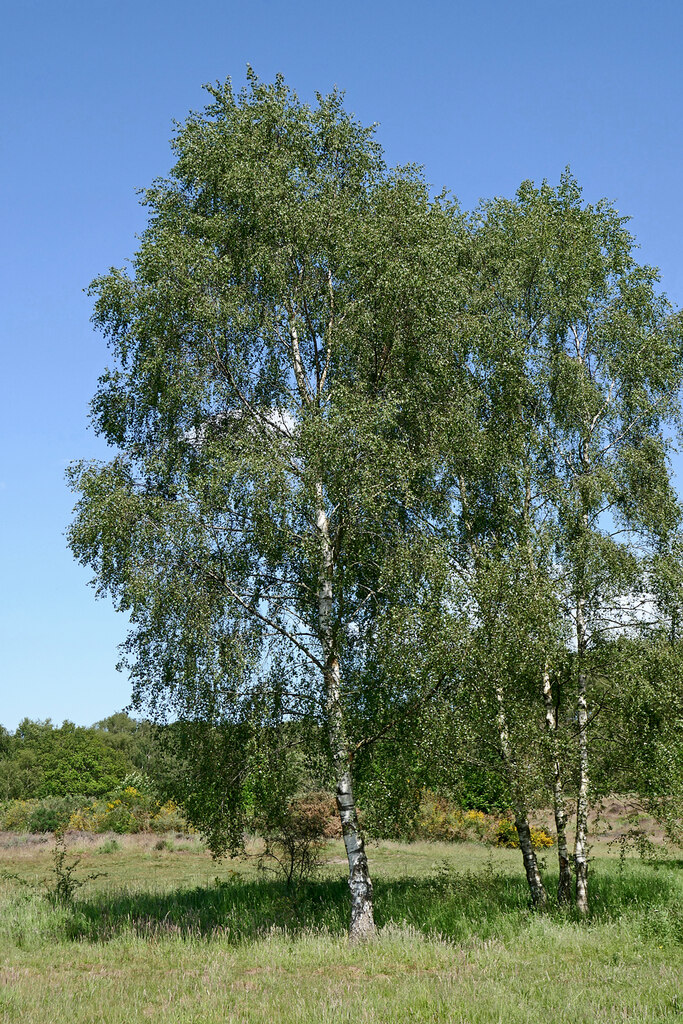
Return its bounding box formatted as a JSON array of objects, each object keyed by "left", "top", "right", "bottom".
[
  {"left": 68, "top": 72, "right": 683, "bottom": 930},
  {"left": 68, "top": 71, "right": 470, "bottom": 940}
]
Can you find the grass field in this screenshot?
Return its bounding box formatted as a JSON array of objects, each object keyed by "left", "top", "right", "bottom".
[{"left": 0, "top": 832, "right": 681, "bottom": 1023}]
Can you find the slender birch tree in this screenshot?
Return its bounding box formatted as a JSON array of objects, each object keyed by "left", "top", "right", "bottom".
[
  {"left": 418, "top": 173, "right": 682, "bottom": 910},
  {"left": 444, "top": 473, "right": 562, "bottom": 907},
  {"left": 465, "top": 173, "right": 683, "bottom": 911},
  {"left": 67, "top": 72, "right": 464, "bottom": 941},
  {"left": 428, "top": 220, "right": 566, "bottom": 906}
]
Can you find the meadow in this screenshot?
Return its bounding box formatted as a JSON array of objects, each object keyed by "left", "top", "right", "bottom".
[{"left": 0, "top": 832, "right": 681, "bottom": 1023}]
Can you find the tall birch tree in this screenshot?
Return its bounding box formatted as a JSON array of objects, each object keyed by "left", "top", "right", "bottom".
[
  {"left": 428, "top": 210, "right": 568, "bottom": 905},
  {"left": 465, "top": 173, "right": 683, "bottom": 911},
  {"left": 67, "top": 72, "right": 464, "bottom": 941}
]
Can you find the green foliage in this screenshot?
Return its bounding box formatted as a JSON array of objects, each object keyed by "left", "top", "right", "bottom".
[
  {"left": 61, "top": 69, "right": 683, "bottom": 908},
  {"left": 66, "top": 71, "right": 467, "bottom": 870},
  {"left": 147, "top": 720, "right": 255, "bottom": 856},
  {"left": 0, "top": 715, "right": 150, "bottom": 800},
  {"left": 586, "top": 635, "right": 683, "bottom": 843},
  {"left": 92, "top": 714, "right": 154, "bottom": 771},
  {"left": 453, "top": 764, "right": 513, "bottom": 815},
  {"left": 27, "top": 797, "right": 85, "bottom": 834},
  {"left": 423, "top": 171, "right": 683, "bottom": 908}
]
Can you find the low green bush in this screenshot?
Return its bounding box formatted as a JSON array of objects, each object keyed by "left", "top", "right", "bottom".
[
  {"left": 96, "top": 839, "right": 121, "bottom": 854},
  {"left": 0, "top": 789, "right": 193, "bottom": 835},
  {"left": 28, "top": 797, "right": 85, "bottom": 834}
]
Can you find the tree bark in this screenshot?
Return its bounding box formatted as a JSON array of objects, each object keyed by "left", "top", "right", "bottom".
[
  {"left": 494, "top": 683, "right": 547, "bottom": 908},
  {"left": 316, "top": 491, "right": 375, "bottom": 942},
  {"left": 513, "top": 812, "right": 548, "bottom": 907},
  {"left": 541, "top": 665, "right": 572, "bottom": 904},
  {"left": 574, "top": 599, "right": 590, "bottom": 915},
  {"left": 335, "top": 741, "right": 375, "bottom": 943}
]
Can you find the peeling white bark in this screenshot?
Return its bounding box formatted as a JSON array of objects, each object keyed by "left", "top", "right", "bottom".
[
  {"left": 336, "top": 756, "right": 375, "bottom": 942},
  {"left": 316, "top": 486, "right": 375, "bottom": 942},
  {"left": 542, "top": 664, "right": 572, "bottom": 905},
  {"left": 574, "top": 598, "right": 590, "bottom": 915}
]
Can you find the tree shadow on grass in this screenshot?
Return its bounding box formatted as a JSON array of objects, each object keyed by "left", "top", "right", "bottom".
[
  {"left": 69, "top": 870, "right": 532, "bottom": 944},
  {"left": 65, "top": 861, "right": 682, "bottom": 945}
]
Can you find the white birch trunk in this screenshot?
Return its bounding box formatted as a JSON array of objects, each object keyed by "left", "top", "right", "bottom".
[
  {"left": 574, "top": 598, "right": 590, "bottom": 915},
  {"left": 316, "top": 489, "right": 375, "bottom": 942},
  {"left": 542, "top": 665, "right": 572, "bottom": 905},
  {"left": 494, "top": 683, "right": 547, "bottom": 908}
]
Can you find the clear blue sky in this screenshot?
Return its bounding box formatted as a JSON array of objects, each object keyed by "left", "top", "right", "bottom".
[{"left": 2, "top": 0, "right": 683, "bottom": 730}]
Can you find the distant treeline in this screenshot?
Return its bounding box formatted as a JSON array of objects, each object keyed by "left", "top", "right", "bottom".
[
  {"left": 0, "top": 713, "right": 153, "bottom": 800},
  {"left": 0, "top": 713, "right": 513, "bottom": 820}
]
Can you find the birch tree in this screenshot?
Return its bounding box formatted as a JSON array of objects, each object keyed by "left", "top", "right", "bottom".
[
  {"left": 442, "top": 443, "right": 564, "bottom": 906},
  {"left": 67, "top": 72, "right": 464, "bottom": 941},
  {"left": 426, "top": 215, "right": 567, "bottom": 905},
  {"left": 466, "top": 173, "right": 683, "bottom": 911}
]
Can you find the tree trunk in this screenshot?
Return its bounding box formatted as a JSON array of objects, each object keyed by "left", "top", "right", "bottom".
[
  {"left": 574, "top": 600, "right": 590, "bottom": 915},
  {"left": 574, "top": 669, "right": 590, "bottom": 914},
  {"left": 542, "top": 665, "right": 572, "bottom": 904},
  {"left": 317, "top": 491, "right": 376, "bottom": 942},
  {"left": 336, "top": 752, "right": 375, "bottom": 942},
  {"left": 494, "top": 683, "right": 547, "bottom": 908},
  {"left": 513, "top": 811, "right": 548, "bottom": 907}
]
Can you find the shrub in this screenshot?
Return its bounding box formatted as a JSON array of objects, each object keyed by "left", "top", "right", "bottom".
[
  {"left": 417, "top": 792, "right": 498, "bottom": 843},
  {"left": 1, "top": 787, "right": 192, "bottom": 835},
  {"left": 48, "top": 829, "right": 105, "bottom": 904},
  {"left": 0, "top": 800, "right": 33, "bottom": 831},
  {"left": 256, "top": 791, "right": 339, "bottom": 886},
  {"left": 494, "top": 817, "right": 519, "bottom": 848},
  {"left": 67, "top": 802, "right": 101, "bottom": 832},
  {"left": 28, "top": 796, "right": 84, "bottom": 833},
  {"left": 150, "top": 799, "right": 193, "bottom": 834},
  {"left": 494, "top": 817, "right": 555, "bottom": 849},
  {"left": 96, "top": 838, "right": 120, "bottom": 854},
  {"left": 531, "top": 826, "right": 556, "bottom": 849},
  {"left": 64, "top": 789, "right": 192, "bottom": 834},
  {"left": 97, "top": 798, "right": 140, "bottom": 834},
  {"left": 1, "top": 797, "right": 88, "bottom": 833}
]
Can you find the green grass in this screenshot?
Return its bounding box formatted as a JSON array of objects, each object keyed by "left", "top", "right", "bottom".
[{"left": 0, "top": 834, "right": 681, "bottom": 1022}]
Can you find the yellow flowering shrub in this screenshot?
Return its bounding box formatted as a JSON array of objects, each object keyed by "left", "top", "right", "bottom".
[
  {"left": 495, "top": 817, "right": 555, "bottom": 849},
  {"left": 150, "top": 800, "right": 194, "bottom": 834},
  {"left": 68, "top": 802, "right": 105, "bottom": 831},
  {"left": 530, "top": 826, "right": 556, "bottom": 848},
  {"left": 418, "top": 792, "right": 498, "bottom": 843},
  {"left": 64, "top": 790, "right": 193, "bottom": 834},
  {"left": 3, "top": 786, "right": 193, "bottom": 835},
  {"left": 0, "top": 800, "right": 34, "bottom": 831}
]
